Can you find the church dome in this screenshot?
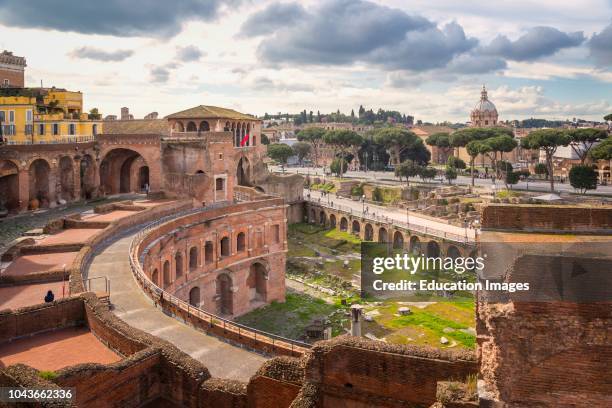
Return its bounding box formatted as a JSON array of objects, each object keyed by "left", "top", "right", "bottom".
[{"left": 470, "top": 85, "right": 498, "bottom": 127}]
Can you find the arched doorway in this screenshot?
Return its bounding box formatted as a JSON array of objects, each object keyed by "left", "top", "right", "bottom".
[
  {"left": 175, "top": 252, "right": 184, "bottom": 278},
  {"left": 199, "top": 121, "right": 210, "bottom": 131},
  {"left": 446, "top": 245, "right": 461, "bottom": 260},
  {"left": 220, "top": 236, "right": 230, "bottom": 257},
  {"left": 236, "top": 232, "right": 246, "bottom": 252},
  {"left": 189, "top": 247, "right": 198, "bottom": 271},
  {"left": 329, "top": 214, "right": 336, "bottom": 228},
  {"left": 340, "top": 217, "right": 348, "bottom": 231},
  {"left": 138, "top": 166, "right": 149, "bottom": 192},
  {"left": 186, "top": 121, "right": 197, "bottom": 132},
  {"left": 352, "top": 220, "right": 361, "bottom": 235},
  {"left": 409, "top": 236, "right": 421, "bottom": 255},
  {"left": 319, "top": 211, "right": 326, "bottom": 225},
  {"left": 151, "top": 269, "right": 159, "bottom": 286},
  {"left": 248, "top": 263, "right": 267, "bottom": 302},
  {"left": 189, "top": 286, "right": 200, "bottom": 307},
  {"left": 80, "top": 154, "right": 95, "bottom": 199},
  {"left": 99, "top": 148, "right": 148, "bottom": 195},
  {"left": 216, "top": 273, "right": 233, "bottom": 315},
  {"left": 310, "top": 208, "right": 316, "bottom": 223},
  {"left": 29, "top": 159, "right": 51, "bottom": 208},
  {"left": 163, "top": 260, "right": 171, "bottom": 288},
  {"left": 0, "top": 160, "right": 20, "bottom": 212},
  {"left": 364, "top": 223, "right": 374, "bottom": 241},
  {"left": 393, "top": 231, "right": 404, "bottom": 249},
  {"left": 378, "top": 227, "right": 388, "bottom": 243},
  {"left": 426, "top": 241, "right": 440, "bottom": 257},
  {"left": 59, "top": 156, "right": 74, "bottom": 201}
]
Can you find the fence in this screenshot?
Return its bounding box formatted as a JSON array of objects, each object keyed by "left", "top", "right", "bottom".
[
  {"left": 128, "top": 205, "right": 311, "bottom": 356},
  {"left": 307, "top": 197, "right": 474, "bottom": 244}
]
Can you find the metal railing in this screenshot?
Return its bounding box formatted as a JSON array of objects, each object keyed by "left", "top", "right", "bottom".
[
  {"left": 128, "top": 205, "right": 311, "bottom": 354},
  {"left": 307, "top": 197, "right": 475, "bottom": 244},
  {"left": 2, "top": 135, "right": 95, "bottom": 145}
]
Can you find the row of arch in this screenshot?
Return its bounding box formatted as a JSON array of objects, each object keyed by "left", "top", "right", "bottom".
[
  {"left": 172, "top": 120, "right": 258, "bottom": 147},
  {"left": 310, "top": 208, "right": 469, "bottom": 259},
  {"left": 150, "top": 261, "right": 268, "bottom": 316}
]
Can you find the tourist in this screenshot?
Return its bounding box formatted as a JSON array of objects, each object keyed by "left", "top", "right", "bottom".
[{"left": 44, "top": 290, "right": 55, "bottom": 303}]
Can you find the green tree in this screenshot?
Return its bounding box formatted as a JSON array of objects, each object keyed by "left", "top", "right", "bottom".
[
  {"left": 323, "top": 130, "right": 362, "bottom": 178},
  {"left": 88, "top": 108, "right": 101, "bottom": 120},
  {"left": 484, "top": 135, "right": 518, "bottom": 179},
  {"left": 292, "top": 142, "right": 311, "bottom": 165},
  {"left": 330, "top": 157, "right": 348, "bottom": 176},
  {"left": 445, "top": 166, "right": 457, "bottom": 185},
  {"left": 521, "top": 129, "right": 570, "bottom": 191},
  {"left": 261, "top": 134, "right": 270, "bottom": 145},
  {"left": 425, "top": 132, "right": 453, "bottom": 164},
  {"left": 590, "top": 137, "right": 612, "bottom": 161},
  {"left": 267, "top": 143, "right": 294, "bottom": 166},
  {"left": 395, "top": 160, "right": 421, "bottom": 185},
  {"left": 446, "top": 156, "right": 466, "bottom": 170},
  {"left": 418, "top": 166, "right": 437, "bottom": 183},
  {"left": 297, "top": 127, "right": 326, "bottom": 166},
  {"left": 505, "top": 170, "right": 520, "bottom": 190},
  {"left": 372, "top": 187, "right": 383, "bottom": 202},
  {"left": 465, "top": 141, "right": 488, "bottom": 186},
  {"left": 569, "top": 165, "right": 598, "bottom": 194},
  {"left": 373, "top": 128, "right": 420, "bottom": 166},
  {"left": 566, "top": 128, "right": 607, "bottom": 163},
  {"left": 604, "top": 113, "right": 612, "bottom": 122}
]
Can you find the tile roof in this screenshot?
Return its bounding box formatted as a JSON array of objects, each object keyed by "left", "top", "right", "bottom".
[
  {"left": 102, "top": 119, "right": 169, "bottom": 135},
  {"left": 165, "top": 105, "right": 257, "bottom": 121}
]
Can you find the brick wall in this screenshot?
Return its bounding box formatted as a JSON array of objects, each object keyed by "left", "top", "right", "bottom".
[{"left": 481, "top": 204, "right": 612, "bottom": 232}]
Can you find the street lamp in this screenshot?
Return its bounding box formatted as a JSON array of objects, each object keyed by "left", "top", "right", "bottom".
[{"left": 362, "top": 195, "right": 366, "bottom": 214}]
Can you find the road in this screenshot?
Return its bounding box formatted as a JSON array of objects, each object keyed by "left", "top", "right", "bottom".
[
  {"left": 276, "top": 166, "right": 612, "bottom": 197},
  {"left": 306, "top": 189, "right": 476, "bottom": 241},
  {"left": 86, "top": 233, "right": 268, "bottom": 381}
]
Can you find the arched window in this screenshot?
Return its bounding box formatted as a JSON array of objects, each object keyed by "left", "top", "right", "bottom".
[
  {"left": 236, "top": 232, "right": 246, "bottom": 252},
  {"left": 204, "top": 241, "right": 214, "bottom": 263},
  {"left": 189, "top": 247, "right": 198, "bottom": 271},
  {"left": 220, "top": 237, "right": 230, "bottom": 257},
  {"left": 163, "top": 261, "right": 171, "bottom": 287},
  {"left": 175, "top": 252, "right": 183, "bottom": 278}
]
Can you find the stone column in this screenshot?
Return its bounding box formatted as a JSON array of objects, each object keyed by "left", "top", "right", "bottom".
[
  {"left": 17, "top": 167, "right": 29, "bottom": 212},
  {"left": 350, "top": 304, "right": 363, "bottom": 337},
  {"left": 73, "top": 158, "right": 81, "bottom": 201}
]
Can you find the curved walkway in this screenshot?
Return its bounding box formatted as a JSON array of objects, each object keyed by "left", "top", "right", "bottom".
[{"left": 86, "top": 232, "right": 268, "bottom": 381}]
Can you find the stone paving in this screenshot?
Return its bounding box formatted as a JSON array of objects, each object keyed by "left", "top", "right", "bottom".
[
  {"left": 87, "top": 233, "right": 268, "bottom": 381},
  {"left": 0, "top": 281, "right": 68, "bottom": 310}
]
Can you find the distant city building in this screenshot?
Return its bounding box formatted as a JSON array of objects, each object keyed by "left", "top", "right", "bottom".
[
  {"left": 104, "top": 115, "right": 117, "bottom": 121},
  {"left": 470, "top": 85, "right": 498, "bottom": 127},
  {"left": 121, "top": 107, "right": 133, "bottom": 120},
  {"left": 144, "top": 112, "right": 159, "bottom": 120},
  {"left": 0, "top": 50, "right": 26, "bottom": 88}
]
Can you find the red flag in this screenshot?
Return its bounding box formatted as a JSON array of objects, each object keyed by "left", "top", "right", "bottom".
[{"left": 240, "top": 133, "right": 250, "bottom": 146}]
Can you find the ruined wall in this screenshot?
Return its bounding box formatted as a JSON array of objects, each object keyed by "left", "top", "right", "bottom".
[{"left": 481, "top": 204, "right": 612, "bottom": 232}]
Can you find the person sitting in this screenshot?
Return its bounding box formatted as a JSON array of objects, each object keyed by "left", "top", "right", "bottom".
[{"left": 44, "top": 290, "right": 55, "bottom": 303}]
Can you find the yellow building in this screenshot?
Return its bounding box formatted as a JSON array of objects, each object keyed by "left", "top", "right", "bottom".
[{"left": 0, "top": 87, "right": 102, "bottom": 145}]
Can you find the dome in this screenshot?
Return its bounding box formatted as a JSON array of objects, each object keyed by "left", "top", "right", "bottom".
[{"left": 472, "top": 85, "right": 497, "bottom": 113}]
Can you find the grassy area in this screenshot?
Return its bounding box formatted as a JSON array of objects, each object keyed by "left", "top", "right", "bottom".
[
  {"left": 310, "top": 182, "right": 336, "bottom": 192},
  {"left": 235, "top": 292, "right": 348, "bottom": 340},
  {"left": 495, "top": 190, "right": 521, "bottom": 199}
]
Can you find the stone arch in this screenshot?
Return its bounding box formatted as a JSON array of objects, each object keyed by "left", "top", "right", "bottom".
[
  {"left": 364, "top": 223, "right": 374, "bottom": 241},
  {"left": 248, "top": 262, "right": 267, "bottom": 302},
  {"left": 80, "top": 154, "right": 95, "bottom": 199},
  {"left": 319, "top": 210, "right": 326, "bottom": 225},
  {"left": 329, "top": 214, "right": 337, "bottom": 228},
  {"left": 224, "top": 121, "right": 230, "bottom": 131},
  {"left": 174, "top": 122, "right": 185, "bottom": 132},
  {"left": 189, "top": 247, "right": 198, "bottom": 271},
  {"left": 409, "top": 236, "right": 421, "bottom": 255},
  {"left": 59, "top": 156, "right": 74, "bottom": 201},
  {"left": 426, "top": 240, "right": 440, "bottom": 257},
  {"left": 378, "top": 227, "right": 388, "bottom": 243},
  {"left": 236, "top": 156, "right": 251, "bottom": 186},
  {"left": 446, "top": 245, "right": 461, "bottom": 260},
  {"left": 99, "top": 148, "right": 149, "bottom": 195},
  {"left": 0, "top": 159, "right": 20, "bottom": 212},
  {"left": 393, "top": 231, "right": 404, "bottom": 249},
  {"left": 151, "top": 269, "right": 159, "bottom": 286},
  {"left": 163, "top": 260, "right": 171, "bottom": 287},
  {"left": 220, "top": 236, "right": 230, "bottom": 257},
  {"left": 352, "top": 220, "right": 361, "bottom": 234},
  {"left": 29, "top": 158, "right": 51, "bottom": 208},
  {"left": 175, "top": 251, "right": 184, "bottom": 278},
  {"left": 189, "top": 286, "right": 200, "bottom": 307},
  {"left": 236, "top": 232, "right": 246, "bottom": 252},
  {"left": 340, "top": 217, "right": 348, "bottom": 231},
  {"left": 216, "top": 273, "right": 233, "bottom": 315},
  {"left": 199, "top": 121, "right": 210, "bottom": 132},
  {"left": 186, "top": 121, "right": 197, "bottom": 132}
]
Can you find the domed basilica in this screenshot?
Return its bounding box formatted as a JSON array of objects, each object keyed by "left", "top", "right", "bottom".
[{"left": 470, "top": 85, "right": 498, "bottom": 127}]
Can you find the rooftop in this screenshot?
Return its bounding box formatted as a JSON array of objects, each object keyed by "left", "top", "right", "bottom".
[
  {"left": 0, "top": 50, "right": 26, "bottom": 67},
  {"left": 165, "top": 105, "right": 257, "bottom": 121},
  {"left": 102, "top": 119, "right": 169, "bottom": 135}
]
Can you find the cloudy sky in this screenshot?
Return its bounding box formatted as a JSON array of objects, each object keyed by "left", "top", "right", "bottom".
[{"left": 1, "top": 0, "right": 611, "bottom": 122}]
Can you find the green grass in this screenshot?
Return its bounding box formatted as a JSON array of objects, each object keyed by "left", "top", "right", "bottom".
[
  {"left": 38, "top": 370, "right": 58, "bottom": 380},
  {"left": 235, "top": 293, "right": 346, "bottom": 339}
]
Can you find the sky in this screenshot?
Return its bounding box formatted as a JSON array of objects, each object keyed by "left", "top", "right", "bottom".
[{"left": 0, "top": 0, "right": 611, "bottom": 123}]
